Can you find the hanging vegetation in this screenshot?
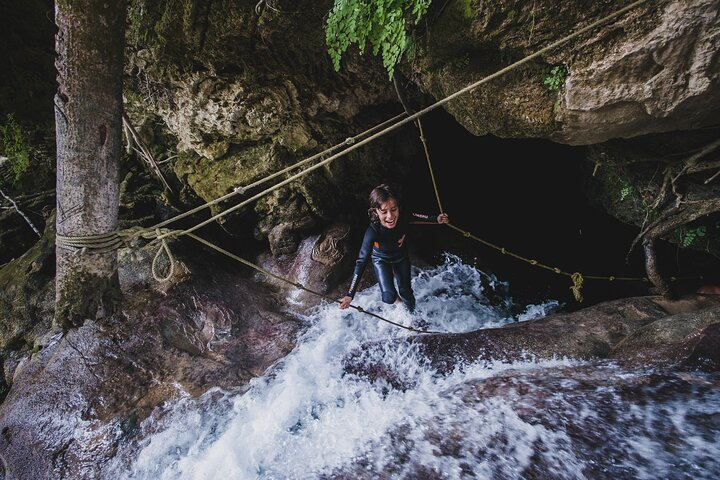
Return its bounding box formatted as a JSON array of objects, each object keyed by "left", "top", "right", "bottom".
[{"left": 325, "top": 0, "right": 432, "bottom": 79}]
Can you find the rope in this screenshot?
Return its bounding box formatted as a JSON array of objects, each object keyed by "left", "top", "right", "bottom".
[
  {"left": 56, "top": 232, "right": 126, "bottom": 254},
  {"left": 56, "top": 226, "right": 181, "bottom": 281},
  {"left": 443, "top": 222, "right": 700, "bottom": 302},
  {"left": 447, "top": 221, "right": 648, "bottom": 279},
  {"left": 150, "top": 229, "right": 177, "bottom": 282},
  {"left": 150, "top": 112, "right": 407, "bottom": 232},
  {"left": 570, "top": 272, "right": 584, "bottom": 302},
  {"left": 392, "top": 75, "right": 443, "bottom": 213},
  {"left": 416, "top": 118, "right": 443, "bottom": 214},
  {"left": 186, "top": 233, "right": 441, "bottom": 334}
]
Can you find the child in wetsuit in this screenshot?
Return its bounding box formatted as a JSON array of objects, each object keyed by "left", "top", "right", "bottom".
[{"left": 338, "top": 183, "right": 449, "bottom": 313}]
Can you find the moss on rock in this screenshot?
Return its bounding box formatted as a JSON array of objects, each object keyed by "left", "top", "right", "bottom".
[{"left": 0, "top": 212, "right": 55, "bottom": 351}]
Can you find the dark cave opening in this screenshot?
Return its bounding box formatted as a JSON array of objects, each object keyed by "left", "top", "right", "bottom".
[{"left": 401, "top": 108, "right": 719, "bottom": 310}]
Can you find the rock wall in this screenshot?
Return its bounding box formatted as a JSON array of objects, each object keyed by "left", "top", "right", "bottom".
[{"left": 408, "top": 0, "right": 720, "bottom": 145}]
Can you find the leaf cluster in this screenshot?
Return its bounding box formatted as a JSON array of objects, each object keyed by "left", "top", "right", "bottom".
[
  {"left": 325, "top": 0, "right": 432, "bottom": 79},
  {"left": 0, "top": 114, "right": 31, "bottom": 184},
  {"left": 680, "top": 225, "right": 706, "bottom": 248},
  {"left": 543, "top": 65, "right": 568, "bottom": 92}
]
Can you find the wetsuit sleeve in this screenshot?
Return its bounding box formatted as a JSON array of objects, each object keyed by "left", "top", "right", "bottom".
[
  {"left": 410, "top": 212, "right": 438, "bottom": 222},
  {"left": 346, "top": 226, "right": 375, "bottom": 298}
]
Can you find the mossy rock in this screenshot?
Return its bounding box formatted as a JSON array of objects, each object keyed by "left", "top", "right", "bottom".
[{"left": 0, "top": 212, "right": 55, "bottom": 351}]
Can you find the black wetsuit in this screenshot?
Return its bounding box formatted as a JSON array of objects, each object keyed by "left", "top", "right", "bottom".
[{"left": 346, "top": 212, "right": 438, "bottom": 312}]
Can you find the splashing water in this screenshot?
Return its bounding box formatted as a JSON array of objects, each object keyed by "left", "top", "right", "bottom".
[{"left": 107, "top": 254, "right": 720, "bottom": 479}]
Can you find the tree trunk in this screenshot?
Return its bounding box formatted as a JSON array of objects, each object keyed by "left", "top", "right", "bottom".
[
  {"left": 643, "top": 238, "right": 674, "bottom": 299},
  {"left": 54, "top": 0, "right": 126, "bottom": 329}
]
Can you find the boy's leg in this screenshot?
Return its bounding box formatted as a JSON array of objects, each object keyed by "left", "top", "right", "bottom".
[
  {"left": 372, "top": 257, "right": 398, "bottom": 305},
  {"left": 394, "top": 257, "right": 415, "bottom": 313}
]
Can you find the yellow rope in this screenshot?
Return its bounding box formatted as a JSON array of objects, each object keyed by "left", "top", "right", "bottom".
[
  {"left": 570, "top": 272, "right": 584, "bottom": 303},
  {"left": 416, "top": 118, "right": 443, "bottom": 214}
]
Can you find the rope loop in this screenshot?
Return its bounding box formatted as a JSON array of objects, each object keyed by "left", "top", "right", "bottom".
[
  {"left": 151, "top": 234, "right": 176, "bottom": 282},
  {"left": 463, "top": 232, "right": 470, "bottom": 238},
  {"left": 530, "top": 259, "right": 538, "bottom": 265},
  {"left": 553, "top": 267, "right": 561, "bottom": 274},
  {"left": 609, "top": 276, "right": 616, "bottom": 281},
  {"left": 570, "top": 272, "right": 584, "bottom": 303},
  {"left": 344, "top": 136, "right": 356, "bottom": 146}
]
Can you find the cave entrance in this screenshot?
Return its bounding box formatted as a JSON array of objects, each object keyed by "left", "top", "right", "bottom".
[{"left": 402, "top": 109, "right": 716, "bottom": 309}]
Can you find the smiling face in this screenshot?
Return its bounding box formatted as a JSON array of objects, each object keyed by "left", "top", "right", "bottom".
[{"left": 376, "top": 198, "right": 399, "bottom": 229}]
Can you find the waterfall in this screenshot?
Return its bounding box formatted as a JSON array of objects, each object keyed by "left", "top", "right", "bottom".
[{"left": 107, "top": 254, "right": 720, "bottom": 480}]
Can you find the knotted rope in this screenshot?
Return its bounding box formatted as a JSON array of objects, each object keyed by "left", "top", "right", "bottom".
[{"left": 56, "top": 226, "right": 181, "bottom": 282}]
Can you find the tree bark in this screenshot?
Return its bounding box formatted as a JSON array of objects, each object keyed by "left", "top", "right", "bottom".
[
  {"left": 54, "top": 0, "right": 126, "bottom": 329},
  {"left": 643, "top": 238, "right": 674, "bottom": 299}
]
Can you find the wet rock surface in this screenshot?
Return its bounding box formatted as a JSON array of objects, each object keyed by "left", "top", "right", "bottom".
[
  {"left": 344, "top": 294, "right": 720, "bottom": 387},
  {"left": 328, "top": 363, "right": 720, "bottom": 480},
  {"left": 0, "top": 245, "right": 304, "bottom": 479}
]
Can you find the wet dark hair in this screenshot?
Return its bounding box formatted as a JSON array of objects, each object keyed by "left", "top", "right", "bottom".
[{"left": 368, "top": 183, "right": 401, "bottom": 223}]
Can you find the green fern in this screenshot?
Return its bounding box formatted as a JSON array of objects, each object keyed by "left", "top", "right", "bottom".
[
  {"left": 681, "top": 226, "right": 706, "bottom": 248},
  {"left": 0, "top": 114, "right": 31, "bottom": 184},
  {"left": 325, "top": 0, "right": 432, "bottom": 80}
]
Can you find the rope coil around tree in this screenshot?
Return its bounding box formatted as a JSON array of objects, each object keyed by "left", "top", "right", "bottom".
[{"left": 56, "top": 226, "right": 181, "bottom": 282}]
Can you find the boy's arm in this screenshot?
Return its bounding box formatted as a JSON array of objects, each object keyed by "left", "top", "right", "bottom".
[
  {"left": 346, "top": 227, "right": 375, "bottom": 298},
  {"left": 410, "top": 212, "right": 449, "bottom": 224}
]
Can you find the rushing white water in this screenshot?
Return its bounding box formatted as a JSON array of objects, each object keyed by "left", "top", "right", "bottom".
[{"left": 108, "top": 254, "right": 720, "bottom": 480}]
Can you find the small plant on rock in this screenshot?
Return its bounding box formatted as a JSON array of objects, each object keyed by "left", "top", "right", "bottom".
[{"left": 543, "top": 65, "right": 568, "bottom": 91}]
